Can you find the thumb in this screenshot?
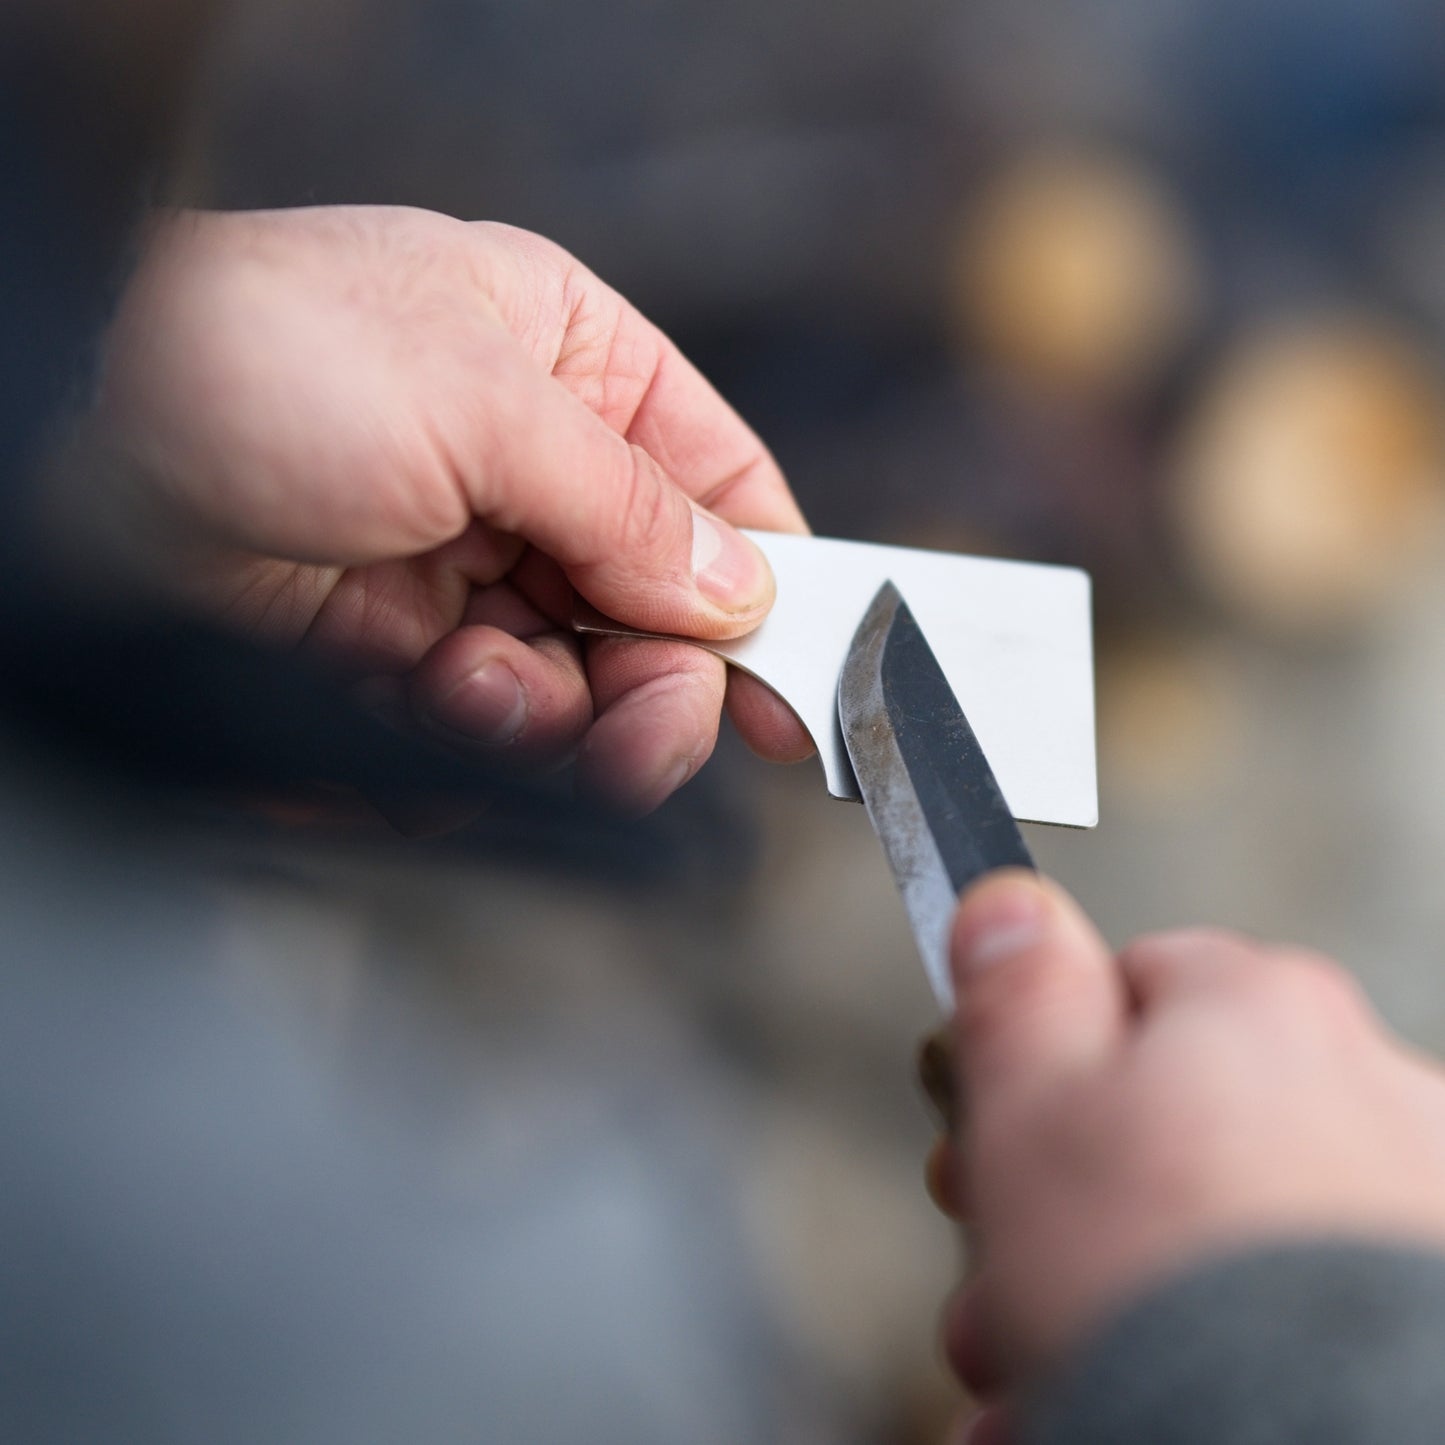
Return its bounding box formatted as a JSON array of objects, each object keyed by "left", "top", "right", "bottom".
[
  {"left": 950, "top": 871, "right": 1126, "bottom": 1106},
  {"left": 469, "top": 350, "right": 776, "bottom": 640}
]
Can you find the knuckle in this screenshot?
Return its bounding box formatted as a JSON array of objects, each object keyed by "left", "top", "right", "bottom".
[
  {"left": 1120, "top": 926, "right": 1253, "bottom": 973},
  {"left": 1221, "top": 945, "right": 1370, "bottom": 1039},
  {"left": 1265, "top": 948, "right": 1370, "bottom": 1023},
  {"left": 1119, "top": 927, "right": 1268, "bottom": 1005},
  {"left": 1131, "top": 926, "right": 1250, "bottom": 957},
  {"left": 616, "top": 444, "right": 683, "bottom": 565}
]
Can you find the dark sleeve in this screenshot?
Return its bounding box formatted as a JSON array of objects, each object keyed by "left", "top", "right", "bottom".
[{"left": 1025, "top": 1242, "right": 1445, "bottom": 1445}]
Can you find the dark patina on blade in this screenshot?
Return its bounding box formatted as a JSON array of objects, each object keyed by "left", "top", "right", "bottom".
[{"left": 838, "top": 581, "right": 1034, "bottom": 1009}]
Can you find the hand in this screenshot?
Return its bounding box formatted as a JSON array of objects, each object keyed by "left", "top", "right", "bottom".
[
  {"left": 932, "top": 871, "right": 1445, "bottom": 1443},
  {"left": 87, "top": 206, "right": 813, "bottom": 812}
]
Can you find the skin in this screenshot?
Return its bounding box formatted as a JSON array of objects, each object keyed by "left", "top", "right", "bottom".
[
  {"left": 88, "top": 206, "right": 815, "bottom": 812},
  {"left": 934, "top": 871, "right": 1445, "bottom": 1443},
  {"left": 32, "top": 7, "right": 1445, "bottom": 1441}
]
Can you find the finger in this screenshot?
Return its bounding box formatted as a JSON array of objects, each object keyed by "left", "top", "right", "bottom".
[
  {"left": 577, "top": 636, "right": 726, "bottom": 814},
  {"left": 576, "top": 323, "right": 805, "bottom": 534},
  {"left": 724, "top": 671, "right": 815, "bottom": 764},
  {"left": 951, "top": 872, "right": 1126, "bottom": 1105},
  {"left": 472, "top": 222, "right": 809, "bottom": 532},
  {"left": 943, "top": 1281, "right": 1008, "bottom": 1396},
  {"left": 303, "top": 524, "right": 528, "bottom": 672},
  {"left": 1118, "top": 927, "right": 1274, "bottom": 1012},
  {"left": 608, "top": 341, "right": 806, "bottom": 534},
  {"left": 460, "top": 576, "right": 555, "bottom": 637},
  {"left": 1120, "top": 930, "right": 1375, "bottom": 1041},
  {"left": 448, "top": 344, "right": 778, "bottom": 640},
  {"left": 407, "top": 626, "right": 592, "bottom": 762},
  {"left": 491, "top": 545, "right": 576, "bottom": 630}
]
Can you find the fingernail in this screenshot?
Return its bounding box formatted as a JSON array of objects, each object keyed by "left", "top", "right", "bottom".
[
  {"left": 650, "top": 756, "right": 694, "bottom": 808},
  {"left": 953, "top": 873, "right": 1050, "bottom": 978},
  {"left": 631, "top": 756, "right": 695, "bottom": 817},
  {"left": 432, "top": 660, "right": 528, "bottom": 745},
  {"left": 690, "top": 506, "right": 773, "bottom": 613}
]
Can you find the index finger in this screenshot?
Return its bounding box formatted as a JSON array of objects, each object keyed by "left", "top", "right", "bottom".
[{"left": 1117, "top": 928, "right": 1268, "bottom": 1012}]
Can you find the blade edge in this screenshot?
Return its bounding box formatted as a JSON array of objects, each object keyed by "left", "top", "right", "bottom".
[{"left": 839, "top": 583, "right": 961, "bottom": 1009}]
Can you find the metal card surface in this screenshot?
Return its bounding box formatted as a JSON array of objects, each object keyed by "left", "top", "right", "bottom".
[{"left": 577, "top": 530, "right": 1097, "bottom": 830}]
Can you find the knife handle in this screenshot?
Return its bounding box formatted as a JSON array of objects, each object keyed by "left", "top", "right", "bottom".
[{"left": 917, "top": 1023, "right": 959, "bottom": 1134}]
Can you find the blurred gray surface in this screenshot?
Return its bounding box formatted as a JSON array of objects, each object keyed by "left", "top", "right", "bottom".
[
  {"left": 86, "top": 1, "right": 1445, "bottom": 1436},
  {"left": 0, "top": 756, "right": 848, "bottom": 1443}
]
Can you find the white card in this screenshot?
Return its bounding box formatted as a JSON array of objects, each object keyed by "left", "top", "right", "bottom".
[{"left": 578, "top": 531, "right": 1098, "bottom": 829}]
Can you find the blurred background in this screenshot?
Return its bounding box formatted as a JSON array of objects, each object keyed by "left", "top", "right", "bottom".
[{"left": 28, "top": 0, "right": 1445, "bottom": 1439}]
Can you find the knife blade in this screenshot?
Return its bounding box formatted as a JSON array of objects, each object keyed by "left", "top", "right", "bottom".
[{"left": 838, "top": 580, "right": 1035, "bottom": 1012}]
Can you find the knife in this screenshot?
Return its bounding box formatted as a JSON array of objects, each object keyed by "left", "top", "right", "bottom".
[{"left": 838, "top": 580, "right": 1035, "bottom": 1017}]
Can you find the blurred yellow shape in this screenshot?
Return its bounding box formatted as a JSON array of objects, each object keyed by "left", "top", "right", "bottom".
[
  {"left": 1171, "top": 316, "right": 1445, "bottom": 634},
  {"left": 951, "top": 148, "right": 1202, "bottom": 398}
]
